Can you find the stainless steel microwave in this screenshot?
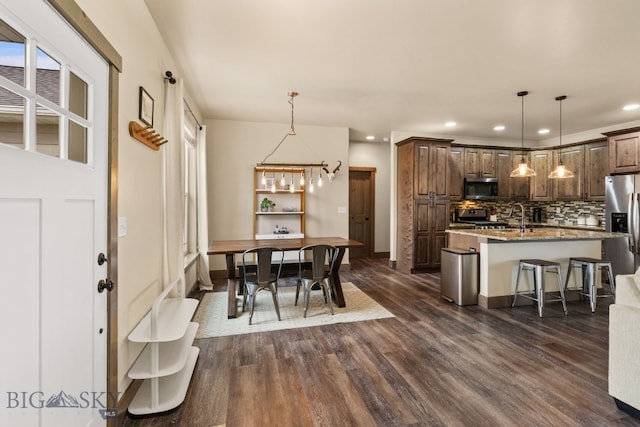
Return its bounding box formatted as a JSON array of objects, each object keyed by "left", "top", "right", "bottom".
[{"left": 463, "top": 178, "right": 499, "bottom": 200}]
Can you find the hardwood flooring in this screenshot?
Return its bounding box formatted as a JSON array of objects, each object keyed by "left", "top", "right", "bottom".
[{"left": 122, "top": 258, "right": 640, "bottom": 427}]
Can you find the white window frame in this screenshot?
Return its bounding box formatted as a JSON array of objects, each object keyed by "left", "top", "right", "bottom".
[{"left": 182, "top": 104, "right": 198, "bottom": 258}]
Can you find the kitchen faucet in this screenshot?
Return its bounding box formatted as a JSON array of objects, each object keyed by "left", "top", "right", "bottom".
[{"left": 508, "top": 203, "right": 526, "bottom": 232}]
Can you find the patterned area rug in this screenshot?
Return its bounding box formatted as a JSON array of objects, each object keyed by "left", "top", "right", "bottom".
[{"left": 194, "top": 282, "right": 395, "bottom": 338}]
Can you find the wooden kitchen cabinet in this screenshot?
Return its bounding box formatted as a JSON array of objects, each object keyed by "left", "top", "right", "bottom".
[
  {"left": 529, "top": 150, "right": 553, "bottom": 201},
  {"left": 448, "top": 145, "right": 464, "bottom": 200},
  {"left": 464, "top": 147, "right": 496, "bottom": 178},
  {"left": 414, "top": 199, "right": 449, "bottom": 270},
  {"left": 606, "top": 127, "right": 640, "bottom": 174},
  {"left": 495, "top": 150, "right": 529, "bottom": 200},
  {"left": 584, "top": 139, "right": 607, "bottom": 200},
  {"left": 396, "top": 136, "right": 452, "bottom": 272},
  {"left": 554, "top": 139, "right": 607, "bottom": 201},
  {"left": 554, "top": 145, "right": 584, "bottom": 201}
]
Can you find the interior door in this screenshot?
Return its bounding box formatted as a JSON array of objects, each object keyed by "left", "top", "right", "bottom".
[
  {"left": 0, "top": 1, "right": 109, "bottom": 425},
  {"left": 349, "top": 168, "right": 375, "bottom": 258}
]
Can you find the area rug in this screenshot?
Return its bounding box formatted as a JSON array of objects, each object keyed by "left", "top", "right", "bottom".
[{"left": 193, "top": 282, "right": 395, "bottom": 338}]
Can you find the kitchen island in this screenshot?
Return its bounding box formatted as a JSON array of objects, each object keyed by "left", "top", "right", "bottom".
[{"left": 446, "top": 227, "right": 626, "bottom": 309}]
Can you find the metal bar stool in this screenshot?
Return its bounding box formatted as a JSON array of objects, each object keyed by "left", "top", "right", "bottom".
[
  {"left": 512, "top": 259, "right": 568, "bottom": 317},
  {"left": 564, "top": 257, "right": 615, "bottom": 312}
]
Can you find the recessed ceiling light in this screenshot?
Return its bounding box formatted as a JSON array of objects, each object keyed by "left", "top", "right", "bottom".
[
  {"left": 623, "top": 103, "right": 640, "bottom": 111},
  {"left": 445, "top": 121, "right": 456, "bottom": 127},
  {"left": 493, "top": 125, "right": 505, "bottom": 131},
  {"left": 366, "top": 135, "right": 375, "bottom": 140},
  {"left": 538, "top": 128, "right": 550, "bottom": 135}
]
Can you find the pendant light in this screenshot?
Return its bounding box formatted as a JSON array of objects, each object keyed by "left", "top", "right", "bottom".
[
  {"left": 548, "top": 95, "right": 575, "bottom": 179},
  {"left": 510, "top": 91, "right": 537, "bottom": 177}
]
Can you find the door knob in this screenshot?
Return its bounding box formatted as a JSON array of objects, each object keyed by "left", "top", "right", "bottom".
[
  {"left": 97, "top": 252, "right": 108, "bottom": 265},
  {"left": 98, "top": 279, "right": 114, "bottom": 293}
]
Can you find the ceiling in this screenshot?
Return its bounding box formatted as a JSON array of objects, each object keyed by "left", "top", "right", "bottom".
[{"left": 145, "top": 0, "right": 640, "bottom": 144}]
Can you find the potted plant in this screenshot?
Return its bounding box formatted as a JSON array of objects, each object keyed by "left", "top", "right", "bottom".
[{"left": 260, "top": 197, "right": 276, "bottom": 212}]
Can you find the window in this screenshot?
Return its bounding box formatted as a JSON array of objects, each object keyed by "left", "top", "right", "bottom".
[
  {"left": 182, "top": 104, "right": 198, "bottom": 256},
  {"left": 0, "top": 19, "right": 91, "bottom": 164}
]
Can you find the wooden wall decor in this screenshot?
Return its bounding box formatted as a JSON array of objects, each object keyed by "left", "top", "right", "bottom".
[{"left": 128, "top": 121, "right": 168, "bottom": 151}]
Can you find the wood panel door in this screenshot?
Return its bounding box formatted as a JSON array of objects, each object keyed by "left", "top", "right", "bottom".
[{"left": 349, "top": 168, "right": 375, "bottom": 258}]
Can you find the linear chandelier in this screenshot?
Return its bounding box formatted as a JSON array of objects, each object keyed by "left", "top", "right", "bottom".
[{"left": 257, "top": 91, "right": 341, "bottom": 191}]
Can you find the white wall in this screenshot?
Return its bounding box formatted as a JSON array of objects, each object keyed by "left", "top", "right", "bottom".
[
  {"left": 74, "top": 0, "right": 203, "bottom": 395},
  {"left": 349, "top": 140, "right": 391, "bottom": 254},
  {"left": 206, "top": 119, "right": 350, "bottom": 270}
]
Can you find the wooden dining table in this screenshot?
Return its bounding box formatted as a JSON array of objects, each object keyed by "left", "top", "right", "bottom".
[{"left": 207, "top": 237, "right": 364, "bottom": 318}]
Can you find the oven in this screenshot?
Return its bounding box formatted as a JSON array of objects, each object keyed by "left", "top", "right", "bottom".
[{"left": 454, "top": 208, "right": 509, "bottom": 229}]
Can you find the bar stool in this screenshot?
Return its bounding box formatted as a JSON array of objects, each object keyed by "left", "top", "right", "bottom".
[
  {"left": 512, "top": 259, "right": 568, "bottom": 317},
  {"left": 564, "top": 257, "right": 615, "bottom": 312}
]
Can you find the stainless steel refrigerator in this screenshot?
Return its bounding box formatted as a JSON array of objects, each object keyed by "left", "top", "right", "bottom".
[{"left": 605, "top": 175, "right": 640, "bottom": 276}]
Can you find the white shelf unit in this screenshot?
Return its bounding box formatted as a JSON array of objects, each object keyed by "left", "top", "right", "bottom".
[
  {"left": 127, "top": 277, "right": 200, "bottom": 415},
  {"left": 254, "top": 167, "right": 306, "bottom": 239}
]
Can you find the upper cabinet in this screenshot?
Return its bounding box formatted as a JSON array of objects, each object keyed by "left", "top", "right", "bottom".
[
  {"left": 554, "top": 139, "right": 608, "bottom": 201},
  {"left": 529, "top": 150, "right": 553, "bottom": 201},
  {"left": 448, "top": 145, "right": 464, "bottom": 200},
  {"left": 584, "top": 140, "right": 608, "bottom": 200},
  {"left": 495, "top": 150, "right": 529, "bottom": 200},
  {"left": 464, "top": 147, "right": 496, "bottom": 178},
  {"left": 606, "top": 127, "right": 640, "bottom": 174},
  {"left": 553, "top": 145, "right": 584, "bottom": 201},
  {"left": 415, "top": 140, "right": 450, "bottom": 198}
]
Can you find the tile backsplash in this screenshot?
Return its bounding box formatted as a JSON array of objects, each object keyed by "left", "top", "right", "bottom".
[{"left": 451, "top": 199, "right": 605, "bottom": 227}]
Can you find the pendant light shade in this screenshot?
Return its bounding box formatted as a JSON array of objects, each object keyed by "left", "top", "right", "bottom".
[
  {"left": 548, "top": 95, "right": 575, "bottom": 179},
  {"left": 510, "top": 91, "right": 537, "bottom": 177}
]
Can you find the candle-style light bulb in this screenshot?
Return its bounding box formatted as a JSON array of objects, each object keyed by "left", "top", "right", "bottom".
[
  {"left": 318, "top": 169, "right": 323, "bottom": 187},
  {"left": 261, "top": 170, "right": 266, "bottom": 185},
  {"left": 280, "top": 171, "right": 286, "bottom": 187},
  {"left": 309, "top": 175, "right": 314, "bottom": 193},
  {"left": 300, "top": 170, "right": 305, "bottom": 186}
]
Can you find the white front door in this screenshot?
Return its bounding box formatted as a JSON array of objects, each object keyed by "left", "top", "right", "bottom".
[{"left": 0, "top": 1, "right": 109, "bottom": 426}]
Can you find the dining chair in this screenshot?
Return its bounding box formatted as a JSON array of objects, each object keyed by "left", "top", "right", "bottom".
[
  {"left": 241, "top": 246, "right": 285, "bottom": 325},
  {"left": 295, "top": 244, "right": 338, "bottom": 317}
]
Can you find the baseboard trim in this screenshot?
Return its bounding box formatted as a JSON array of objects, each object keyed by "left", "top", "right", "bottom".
[
  {"left": 116, "top": 379, "right": 142, "bottom": 425},
  {"left": 614, "top": 398, "right": 640, "bottom": 419}
]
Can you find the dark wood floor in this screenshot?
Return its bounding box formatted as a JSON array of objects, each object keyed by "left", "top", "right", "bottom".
[{"left": 123, "top": 258, "right": 640, "bottom": 427}]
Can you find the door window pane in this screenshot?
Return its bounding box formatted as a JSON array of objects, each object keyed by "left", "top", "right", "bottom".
[
  {"left": 36, "top": 48, "right": 59, "bottom": 104},
  {"left": 69, "top": 71, "right": 87, "bottom": 119},
  {"left": 68, "top": 120, "right": 87, "bottom": 163},
  {"left": 0, "top": 86, "right": 24, "bottom": 148},
  {"left": 0, "top": 19, "right": 26, "bottom": 86},
  {"left": 36, "top": 103, "right": 60, "bottom": 157}
]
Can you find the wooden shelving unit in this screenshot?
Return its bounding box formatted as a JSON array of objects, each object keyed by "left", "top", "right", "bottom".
[{"left": 254, "top": 167, "right": 306, "bottom": 238}]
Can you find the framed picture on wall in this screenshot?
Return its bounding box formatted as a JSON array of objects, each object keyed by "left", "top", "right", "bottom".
[{"left": 139, "top": 86, "right": 154, "bottom": 127}]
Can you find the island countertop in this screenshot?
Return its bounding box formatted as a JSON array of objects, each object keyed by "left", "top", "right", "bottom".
[{"left": 446, "top": 227, "right": 626, "bottom": 242}]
